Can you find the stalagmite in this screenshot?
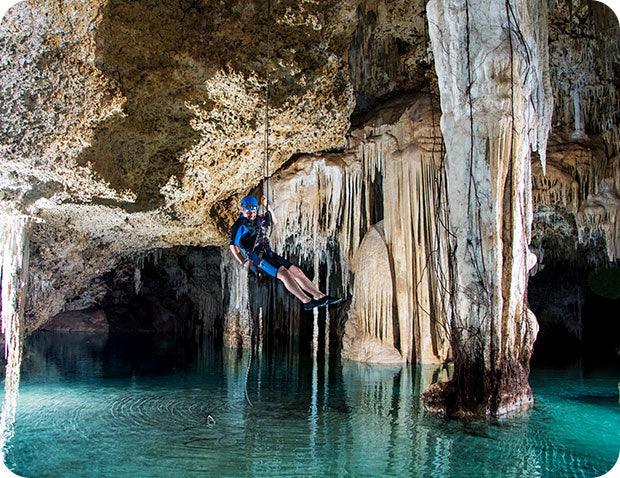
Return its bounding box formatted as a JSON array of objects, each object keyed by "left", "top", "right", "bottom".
[
  {"left": 426, "top": 0, "right": 552, "bottom": 416},
  {"left": 382, "top": 134, "right": 451, "bottom": 364},
  {"left": 571, "top": 87, "right": 586, "bottom": 139},
  {"left": 341, "top": 221, "right": 403, "bottom": 364},
  {"left": 0, "top": 214, "right": 31, "bottom": 451},
  {"left": 342, "top": 94, "right": 451, "bottom": 364}
]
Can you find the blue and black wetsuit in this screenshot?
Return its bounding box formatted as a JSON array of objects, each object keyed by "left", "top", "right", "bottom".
[{"left": 229, "top": 213, "right": 291, "bottom": 278}]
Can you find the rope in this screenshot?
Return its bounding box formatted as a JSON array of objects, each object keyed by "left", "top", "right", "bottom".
[
  {"left": 245, "top": 0, "right": 273, "bottom": 261},
  {"left": 264, "top": 0, "right": 271, "bottom": 213},
  {"left": 244, "top": 0, "right": 273, "bottom": 409}
]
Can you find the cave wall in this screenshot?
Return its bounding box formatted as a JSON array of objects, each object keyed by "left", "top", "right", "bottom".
[
  {"left": 347, "top": 0, "right": 435, "bottom": 110},
  {"left": 527, "top": 0, "right": 620, "bottom": 362},
  {"left": 38, "top": 246, "right": 224, "bottom": 337},
  {"left": 532, "top": 0, "right": 620, "bottom": 265}
]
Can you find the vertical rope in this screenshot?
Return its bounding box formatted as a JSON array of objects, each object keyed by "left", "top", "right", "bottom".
[
  {"left": 245, "top": 0, "right": 273, "bottom": 409},
  {"left": 264, "top": 0, "right": 271, "bottom": 212}
]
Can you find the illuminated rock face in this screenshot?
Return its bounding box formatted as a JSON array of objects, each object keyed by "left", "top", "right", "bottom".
[
  {"left": 0, "top": 0, "right": 357, "bottom": 230},
  {"left": 234, "top": 93, "right": 451, "bottom": 364},
  {"left": 0, "top": 0, "right": 359, "bottom": 329}
]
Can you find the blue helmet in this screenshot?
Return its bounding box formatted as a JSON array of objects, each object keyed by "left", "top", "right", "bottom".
[{"left": 240, "top": 195, "right": 259, "bottom": 211}]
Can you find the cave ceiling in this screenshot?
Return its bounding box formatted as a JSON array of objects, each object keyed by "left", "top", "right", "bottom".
[{"left": 0, "top": 0, "right": 433, "bottom": 250}]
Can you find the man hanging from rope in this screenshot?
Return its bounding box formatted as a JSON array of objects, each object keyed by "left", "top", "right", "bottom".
[{"left": 229, "top": 195, "right": 342, "bottom": 310}]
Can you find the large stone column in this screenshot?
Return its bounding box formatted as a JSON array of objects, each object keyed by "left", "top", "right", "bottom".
[{"left": 426, "top": 0, "right": 552, "bottom": 416}]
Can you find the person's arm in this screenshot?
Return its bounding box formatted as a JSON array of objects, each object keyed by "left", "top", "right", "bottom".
[
  {"left": 229, "top": 244, "right": 253, "bottom": 269},
  {"left": 261, "top": 195, "right": 278, "bottom": 225},
  {"left": 229, "top": 219, "right": 253, "bottom": 268}
]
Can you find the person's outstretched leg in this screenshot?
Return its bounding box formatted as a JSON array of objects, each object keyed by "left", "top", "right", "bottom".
[
  {"left": 288, "top": 266, "right": 325, "bottom": 298},
  {"left": 288, "top": 265, "right": 343, "bottom": 306},
  {"left": 275, "top": 266, "right": 328, "bottom": 310},
  {"left": 288, "top": 265, "right": 343, "bottom": 305},
  {"left": 276, "top": 266, "right": 311, "bottom": 302}
]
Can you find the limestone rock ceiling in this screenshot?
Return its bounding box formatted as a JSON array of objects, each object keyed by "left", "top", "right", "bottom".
[
  {"left": 0, "top": 0, "right": 438, "bottom": 331},
  {"left": 0, "top": 0, "right": 364, "bottom": 247}
]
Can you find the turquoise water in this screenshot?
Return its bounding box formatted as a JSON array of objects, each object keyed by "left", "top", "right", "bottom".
[{"left": 4, "top": 333, "right": 620, "bottom": 477}]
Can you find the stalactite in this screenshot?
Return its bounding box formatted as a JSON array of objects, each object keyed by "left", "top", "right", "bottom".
[
  {"left": 133, "top": 262, "right": 142, "bottom": 296},
  {"left": 220, "top": 248, "right": 251, "bottom": 347},
  {"left": 270, "top": 152, "right": 362, "bottom": 297},
  {"left": 263, "top": 93, "right": 453, "bottom": 364},
  {"left": 577, "top": 184, "right": 620, "bottom": 261},
  {"left": 532, "top": 141, "right": 620, "bottom": 262},
  {"left": 344, "top": 94, "right": 452, "bottom": 364},
  {"left": 0, "top": 214, "right": 31, "bottom": 452},
  {"left": 548, "top": 0, "right": 620, "bottom": 158},
  {"left": 312, "top": 250, "right": 320, "bottom": 353},
  {"left": 382, "top": 139, "right": 451, "bottom": 363}
]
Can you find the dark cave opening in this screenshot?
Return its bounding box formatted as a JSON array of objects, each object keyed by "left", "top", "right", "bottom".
[
  {"left": 528, "top": 263, "right": 620, "bottom": 367},
  {"left": 94, "top": 246, "right": 225, "bottom": 340},
  {"left": 50, "top": 244, "right": 348, "bottom": 363}
]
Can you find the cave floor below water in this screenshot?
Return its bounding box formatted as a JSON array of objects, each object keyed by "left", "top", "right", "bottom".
[{"left": 4, "top": 332, "right": 620, "bottom": 478}]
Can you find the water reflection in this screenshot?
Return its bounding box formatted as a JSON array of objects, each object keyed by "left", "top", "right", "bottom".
[{"left": 6, "top": 332, "right": 619, "bottom": 478}]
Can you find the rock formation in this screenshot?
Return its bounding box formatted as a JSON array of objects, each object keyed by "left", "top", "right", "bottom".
[
  {"left": 0, "top": 0, "right": 618, "bottom": 422},
  {"left": 0, "top": 0, "right": 359, "bottom": 332},
  {"left": 534, "top": 0, "right": 620, "bottom": 265},
  {"left": 221, "top": 93, "right": 451, "bottom": 364},
  {"left": 0, "top": 215, "right": 30, "bottom": 449},
  {"left": 424, "top": 0, "right": 551, "bottom": 416}
]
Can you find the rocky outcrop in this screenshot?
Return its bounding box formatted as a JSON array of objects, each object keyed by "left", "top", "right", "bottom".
[
  {"left": 0, "top": 0, "right": 358, "bottom": 225},
  {"left": 41, "top": 309, "right": 109, "bottom": 334}
]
